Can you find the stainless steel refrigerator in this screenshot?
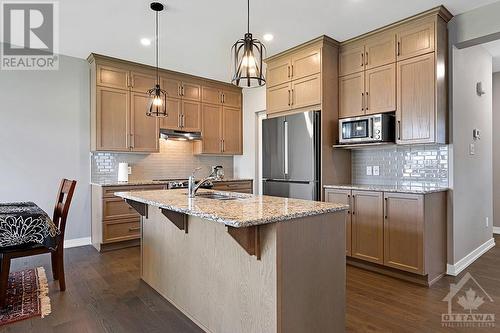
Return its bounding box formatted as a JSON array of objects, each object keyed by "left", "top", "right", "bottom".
[{"left": 262, "top": 111, "right": 321, "bottom": 201}]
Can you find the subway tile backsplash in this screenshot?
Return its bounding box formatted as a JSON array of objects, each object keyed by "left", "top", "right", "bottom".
[
  {"left": 91, "top": 139, "right": 234, "bottom": 183},
  {"left": 352, "top": 144, "right": 448, "bottom": 187}
]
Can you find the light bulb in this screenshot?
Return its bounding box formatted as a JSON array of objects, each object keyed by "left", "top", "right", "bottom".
[
  {"left": 153, "top": 96, "right": 163, "bottom": 106},
  {"left": 242, "top": 53, "right": 257, "bottom": 75}
]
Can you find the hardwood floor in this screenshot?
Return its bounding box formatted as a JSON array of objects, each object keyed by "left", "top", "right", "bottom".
[{"left": 1, "top": 236, "right": 498, "bottom": 332}]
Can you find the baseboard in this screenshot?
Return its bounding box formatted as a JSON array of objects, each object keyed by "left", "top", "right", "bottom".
[
  {"left": 64, "top": 237, "right": 91, "bottom": 249},
  {"left": 493, "top": 227, "right": 500, "bottom": 234},
  {"left": 446, "top": 238, "right": 495, "bottom": 276}
]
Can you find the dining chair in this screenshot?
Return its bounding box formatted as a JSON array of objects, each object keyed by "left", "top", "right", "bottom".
[{"left": 0, "top": 178, "right": 77, "bottom": 307}]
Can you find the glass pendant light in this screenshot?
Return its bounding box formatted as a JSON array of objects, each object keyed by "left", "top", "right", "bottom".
[
  {"left": 231, "top": 0, "right": 266, "bottom": 88},
  {"left": 147, "top": 2, "right": 167, "bottom": 117}
]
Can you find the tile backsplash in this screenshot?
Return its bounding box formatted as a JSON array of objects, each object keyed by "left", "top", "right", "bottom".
[
  {"left": 91, "top": 139, "right": 234, "bottom": 183},
  {"left": 352, "top": 144, "right": 448, "bottom": 187}
]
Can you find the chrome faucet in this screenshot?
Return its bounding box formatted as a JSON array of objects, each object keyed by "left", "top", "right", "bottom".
[{"left": 188, "top": 167, "right": 222, "bottom": 198}]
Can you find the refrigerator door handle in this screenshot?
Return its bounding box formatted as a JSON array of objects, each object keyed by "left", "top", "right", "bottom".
[{"left": 284, "top": 120, "right": 289, "bottom": 176}]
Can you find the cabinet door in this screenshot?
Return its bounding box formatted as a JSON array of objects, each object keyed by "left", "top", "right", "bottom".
[
  {"left": 365, "top": 63, "right": 396, "bottom": 115},
  {"left": 325, "top": 189, "right": 352, "bottom": 256},
  {"left": 222, "top": 89, "right": 242, "bottom": 108},
  {"left": 267, "top": 82, "right": 291, "bottom": 115},
  {"left": 130, "top": 92, "right": 159, "bottom": 152},
  {"left": 182, "top": 100, "right": 201, "bottom": 132},
  {"left": 291, "top": 73, "right": 321, "bottom": 109},
  {"left": 160, "top": 98, "right": 182, "bottom": 130},
  {"left": 161, "top": 77, "right": 182, "bottom": 99},
  {"left": 397, "top": 19, "right": 435, "bottom": 61},
  {"left": 96, "top": 65, "right": 129, "bottom": 89},
  {"left": 181, "top": 82, "right": 201, "bottom": 101},
  {"left": 130, "top": 72, "right": 156, "bottom": 93},
  {"left": 201, "top": 103, "right": 222, "bottom": 153},
  {"left": 222, "top": 106, "right": 242, "bottom": 155},
  {"left": 351, "top": 190, "right": 383, "bottom": 264},
  {"left": 266, "top": 57, "right": 291, "bottom": 88},
  {"left": 383, "top": 193, "right": 424, "bottom": 274},
  {"left": 364, "top": 33, "right": 396, "bottom": 69},
  {"left": 396, "top": 53, "right": 435, "bottom": 144},
  {"left": 202, "top": 86, "right": 223, "bottom": 105},
  {"left": 339, "top": 72, "right": 365, "bottom": 118},
  {"left": 339, "top": 43, "right": 365, "bottom": 76},
  {"left": 291, "top": 48, "right": 321, "bottom": 81},
  {"left": 96, "top": 86, "right": 130, "bottom": 151}
]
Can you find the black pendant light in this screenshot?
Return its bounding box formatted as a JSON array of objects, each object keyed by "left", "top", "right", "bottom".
[
  {"left": 231, "top": 0, "right": 266, "bottom": 88},
  {"left": 147, "top": 2, "right": 167, "bottom": 117}
]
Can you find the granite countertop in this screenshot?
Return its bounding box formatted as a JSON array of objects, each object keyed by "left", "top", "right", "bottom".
[
  {"left": 323, "top": 184, "right": 449, "bottom": 194},
  {"left": 91, "top": 178, "right": 254, "bottom": 187},
  {"left": 115, "top": 189, "right": 348, "bottom": 228}
]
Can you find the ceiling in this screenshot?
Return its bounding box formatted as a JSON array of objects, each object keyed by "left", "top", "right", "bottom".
[
  {"left": 17, "top": 0, "right": 500, "bottom": 81},
  {"left": 482, "top": 39, "right": 500, "bottom": 72}
]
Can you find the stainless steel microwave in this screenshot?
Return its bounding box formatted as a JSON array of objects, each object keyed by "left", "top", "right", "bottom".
[{"left": 338, "top": 113, "right": 395, "bottom": 144}]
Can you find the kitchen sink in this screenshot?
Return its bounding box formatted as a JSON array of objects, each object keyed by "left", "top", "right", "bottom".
[{"left": 192, "top": 193, "right": 239, "bottom": 201}]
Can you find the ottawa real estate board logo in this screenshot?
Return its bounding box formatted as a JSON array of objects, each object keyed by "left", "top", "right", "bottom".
[
  {"left": 442, "top": 272, "right": 495, "bottom": 328},
  {"left": 1, "top": 1, "right": 59, "bottom": 70}
]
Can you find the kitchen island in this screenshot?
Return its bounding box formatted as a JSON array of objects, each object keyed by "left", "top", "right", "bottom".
[{"left": 115, "top": 189, "right": 348, "bottom": 333}]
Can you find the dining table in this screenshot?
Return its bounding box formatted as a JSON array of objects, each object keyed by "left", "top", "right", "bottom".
[{"left": 0, "top": 202, "right": 59, "bottom": 250}]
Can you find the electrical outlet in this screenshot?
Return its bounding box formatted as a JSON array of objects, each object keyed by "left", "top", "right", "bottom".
[
  {"left": 486, "top": 217, "right": 489, "bottom": 228},
  {"left": 373, "top": 166, "right": 380, "bottom": 176},
  {"left": 128, "top": 166, "right": 132, "bottom": 175},
  {"left": 469, "top": 143, "right": 475, "bottom": 155},
  {"left": 366, "top": 166, "right": 372, "bottom": 176}
]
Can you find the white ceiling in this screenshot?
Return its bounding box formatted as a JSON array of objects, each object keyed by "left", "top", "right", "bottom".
[
  {"left": 16, "top": 0, "right": 500, "bottom": 81},
  {"left": 482, "top": 39, "right": 500, "bottom": 72}
]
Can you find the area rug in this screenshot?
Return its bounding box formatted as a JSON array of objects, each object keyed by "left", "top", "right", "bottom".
[{"left": 0, "top": 267, "right": 51, "bottom": 326}]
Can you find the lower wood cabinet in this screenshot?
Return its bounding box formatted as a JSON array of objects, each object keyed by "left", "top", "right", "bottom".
[
  {"left": 351, "top": 191, "right": 384, "bottom": 264},
  {"left": 324, "top": 187, "right": 447, "bottom": 285},
  {"left": 212, "top": 180, "right": 253, "bottom": 194}
]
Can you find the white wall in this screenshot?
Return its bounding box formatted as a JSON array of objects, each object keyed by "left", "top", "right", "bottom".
[
  {"left": 450, "top": 45, "right": 493, "bottom": 264},
  {"left": 0, "top": 52, "right": 91, "bottom": 241},
  {"left": 493, "top": 72, "right": 500, "bottom": 228},
  {"left": 234, "top": 86, "right": 266, "bottom": 193}
]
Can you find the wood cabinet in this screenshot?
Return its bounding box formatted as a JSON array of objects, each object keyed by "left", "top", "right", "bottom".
[
  {"left": 383, "top": 193, "right": 424, "bottom": 274},
  {"left": 396, "top": 53, "right": 435, "bottom": 144},
  {"left": 397, "top": 18, "right": 435, "bottom": 61},
  {"left": 265, "top": 43, "right": 323, "bottom": 116},
  {"left": 351, "top": 190, "right": 384, "bottom": 264},
  {"left": 339, "top": 72, "right": 364, "bottom": 118},
  {"left": 339, "top": 43, "right": 365, "bottom": 77},
  {"left": 89, "top": 54, "right": 243, "bottom": 155},
  {"left": 324, "top": 186, "right": 447, "bottom": 285},
  {"left": 212, "top": 180, "right": 253, "bottom": 194},
  {"left": 325, "top": 188, "right": 352, "bottom": 256},
  {"left": 365, "top": 63, "right": 396, "bottom": 115}
]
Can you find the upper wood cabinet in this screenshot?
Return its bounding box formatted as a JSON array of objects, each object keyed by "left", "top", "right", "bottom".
[
  {"left": 339, "top": 72, "right": 364, "bottom": 118},
  {"left": 397, "top": 18, "right": 435, "bottom": 61},
  {"left": 339, "top": 43, "right": 365, "bottom": 77},
  {"left": 265, "top": 40, "right": 329, "bottom": 116},
  {"left": 325, "top": 188, "right": 352, "bottom": 256},
  {"left": 365, "top": 63, "right": 396, "bottom": 115},
  {"left": 351, "top": 190, "right": 384, "bottom": 265},
  {"left": 396, "top": 53, "right": 435, "bottom": 144},
  {"left": 89, "top": 54, "right": 242, "bottom": 154}
]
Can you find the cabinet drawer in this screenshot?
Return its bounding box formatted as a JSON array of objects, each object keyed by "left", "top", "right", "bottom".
[
  {"left": 213, "top": 181, "right": 253, "bottom": 193},
  {"left": 103, "top": 219, "right": 141, "bottom": 243},
  {"left": 103, "top": 197, "right": 139, "bottom": 220}
]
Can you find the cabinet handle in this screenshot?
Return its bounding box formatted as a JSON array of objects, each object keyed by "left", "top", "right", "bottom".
[
  {"left": 361, "top": 53, "right": 364, "bottom": 67},
  {"left": 288, "top": 90, "right": 291, "bottom": 106},
  {"left": 361, "top": 93, "right": 364, "bottom": 111},
  {"left": 291, "top": 65, "right": 294, "bottom": 78},
  {"left": 365, "top": 91, "right": 369, "bottom": 111},
  {"left": 222, "top": 139, "right": 225, "bottom": 152},
  {"left": 181, "top": 85, "right": 185, "bottom": 96},
  {"left": 365, "top": 52, "right": 368, "bottom": 65},
  {"left": 129, "top": 227, "right": 140, "bottom": 232},
  {"left": 130, "top": 133, "right": 135, "bottom": 149},
  {"left": 178, "top": 84, "right": 182, "bottom": 97},
  {"left": 347, "top": 194, "right": 351, "bottom": 214},
  {"left": 384, "top": 197, "right": 388, "bottom": 219},
  {"left": 287, "top": 65, "right": 290, "bottom": 78},
  {"left": 352, "top": 195, "right": 355, "bottom": 215},
  {"left": 182, "top": 114, "right": 185, "bottom": 127},
  {"left": 397, "top": 42, "right": 401, "bottom": 56},
  {"left": 291, "top": 89, "right": 294, "bottom": 106},
  {"left": 397, "top": 120, "right": 401, "bottom": 140}
]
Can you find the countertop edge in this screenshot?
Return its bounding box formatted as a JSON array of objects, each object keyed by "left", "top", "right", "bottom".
[
  {"left": 323, "top": 184, "right": 449, "bottom": 194},
  {"left": 115, "top": 191, "right": 348, "bottom": 228}
]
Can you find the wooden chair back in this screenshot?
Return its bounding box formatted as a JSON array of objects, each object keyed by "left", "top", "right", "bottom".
[{"left": 52, "top": 179, "right": 77, "bottom": 241}]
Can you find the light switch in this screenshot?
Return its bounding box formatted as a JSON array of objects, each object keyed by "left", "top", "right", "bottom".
[
  {"left": 373, "top": 166, "right": 380, "bottom": 176},
  {"left": 366, "top": 166, "right": 372, "bottom": 176},
  {"left": 469, "top": 143, "right": 475, "bottom": 155}
]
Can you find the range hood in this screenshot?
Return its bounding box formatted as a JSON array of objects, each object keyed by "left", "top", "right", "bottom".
[{"left": 159, "top": 128, "right": 202, "bottom": 141}]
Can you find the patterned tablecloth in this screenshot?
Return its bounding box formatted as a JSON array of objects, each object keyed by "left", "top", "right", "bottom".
[{"left": 0, "top": 202, "right": 60, "bottom": 250}]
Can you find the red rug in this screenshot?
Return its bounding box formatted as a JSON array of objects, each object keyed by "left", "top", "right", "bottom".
[{"left": 0, "top": 267, "right": 51, "bottom": 326}]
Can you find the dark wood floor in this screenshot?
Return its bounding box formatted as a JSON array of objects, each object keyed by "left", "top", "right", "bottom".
[{"left": 1, "top": 236, "right": 499, "bottom": 332}]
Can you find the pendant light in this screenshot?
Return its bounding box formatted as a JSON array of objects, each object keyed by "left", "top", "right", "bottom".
[
  {"left": 146, "top": 2, "right": 167, "bottom": 117},
  {"left": 231, "top": 0, "right": 266, "bottom": 88}
]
